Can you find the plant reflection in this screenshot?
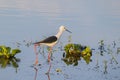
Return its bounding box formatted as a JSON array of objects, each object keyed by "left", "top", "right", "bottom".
[
  {"left": 62, "top": 43, "right": 92, "bottom": 66},
  {"left": 0, "top": 56, "right": 20, "bottom": 69}
]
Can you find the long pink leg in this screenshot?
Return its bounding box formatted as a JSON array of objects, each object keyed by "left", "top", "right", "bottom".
[
  {"left": 34, "top": 44, "right": 39, "bottom": 65},
  {"left": 48, "top": 47, "right": 52, "bottom": 62},
  {"left": 47, "top": 47, "right": 52, "bottom": 73},
  {"left": 46, "top": 62, "right": 52, "bottom": 74}
]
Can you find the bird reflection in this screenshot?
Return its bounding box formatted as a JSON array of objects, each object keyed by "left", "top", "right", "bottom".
[
  {"left": 46, "top": 73, "right": 50, "bottom": 80},
  {"left": 33, "top": 65, "right": 51, "bottom": 80},
  {"left": 34, "top": 67, "right": 38, "bottom": 80}
]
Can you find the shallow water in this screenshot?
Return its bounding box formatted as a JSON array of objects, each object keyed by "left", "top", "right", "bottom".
[{"left": 0, "top": 0, "right": 120, "bottom": 80}]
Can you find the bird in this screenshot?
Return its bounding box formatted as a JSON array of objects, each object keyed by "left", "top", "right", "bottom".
[{"left": 33, "top": 25, "right": 72, "bottom": 73}]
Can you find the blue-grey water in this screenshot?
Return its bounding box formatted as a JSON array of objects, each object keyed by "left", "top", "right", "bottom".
[{"left": 0, "top": 0, "right": 120, "bottom": 80}]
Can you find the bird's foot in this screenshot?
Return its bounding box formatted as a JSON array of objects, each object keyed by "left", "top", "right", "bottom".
[
  {"left": 47, "top": 58, "right": 50, "bottom": 63},
  {"left": 45, "top": 70, "right": 50, "bottom": 75}
]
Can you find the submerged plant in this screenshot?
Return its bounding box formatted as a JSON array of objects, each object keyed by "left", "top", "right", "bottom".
[
  {"left": 103, "top": 60, "right": 108, "bottom": 74},
  {"left": 62, "top": 43, "right": 92, "bottom": 66},
  {"left": 117, "top": 47, "right": 120, "bottom": 54},
  {"left": 98, "top": 40, "right": 106, "bottom": 56},
  {"left": 96, "top": 40, "right": 120, "bottom": 74}
]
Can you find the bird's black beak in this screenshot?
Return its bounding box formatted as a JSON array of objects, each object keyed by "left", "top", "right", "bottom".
[{"left": 66, "top": 29, "right": 72, "bottom": 33}]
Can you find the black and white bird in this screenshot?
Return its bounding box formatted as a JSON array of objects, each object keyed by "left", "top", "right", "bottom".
[{"left": 33, "top": 25, "right": 71, "bottom": 73}]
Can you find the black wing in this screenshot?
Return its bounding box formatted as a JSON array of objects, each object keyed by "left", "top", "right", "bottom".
[{"left": 34, "top": 36, "right": 57, "bottom": 44}]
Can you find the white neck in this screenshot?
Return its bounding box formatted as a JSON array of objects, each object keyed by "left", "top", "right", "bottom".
[{"left": 55, "top": 30, "right": 64, "bottom": 39}]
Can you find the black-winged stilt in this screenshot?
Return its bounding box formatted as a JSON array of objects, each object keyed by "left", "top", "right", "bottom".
[{"left": 33, "top": 25, "right": 71, "bottom": 73}]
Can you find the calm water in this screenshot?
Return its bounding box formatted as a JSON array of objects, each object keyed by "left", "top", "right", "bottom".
[{"left": 0, "top": 0, "right": 120, "bottom": 80}]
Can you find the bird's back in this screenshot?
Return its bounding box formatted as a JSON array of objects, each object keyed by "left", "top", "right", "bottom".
[{"left": 34, "top": 36, "right": 57, "bottom": 44}]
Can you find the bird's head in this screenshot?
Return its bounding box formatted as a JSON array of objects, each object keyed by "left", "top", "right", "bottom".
[{"left": 59, "top": 25, "right": 72, "bottom": 33}]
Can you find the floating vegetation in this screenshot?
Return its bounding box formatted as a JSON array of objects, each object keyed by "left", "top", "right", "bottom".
[
  {"left": 13, "top": 40, "right": 33, "bottom": 48},
  {"left": 98, "top": 40, "right": 106, "bottom": 56},
  {"left": 97, "top": 40, "right": 119, "bottom": 64},
  {"left": 62, "top": 43, "right": 92, "bottom": 66},
  {"left": 117, "top": 47, "right": 120, "bottom": 54},
  {"left": 0, "top": 45, "right": 21, "bottom": 58},
  {"left": 56, "top": 68, "right": 62, "bottom": 72},
  {"left": 95, "top": 40, "right": 120, "bottom": 74},
  {"left": 23, "top": 40, "right": 33, "bottom": 47},
  {"left": 0, "top": 45, "right": 21, "bottom": 69},
  {"left": 103, "top": 60, "right": 108, "bottom": 74}
]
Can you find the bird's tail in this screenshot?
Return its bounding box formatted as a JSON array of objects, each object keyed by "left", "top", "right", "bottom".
[
  {"left": 33, "top": 42, "right": 38, "bottom": 44},
  {"left": 33, "top": 41, "right": 41, "bottom": 45}
]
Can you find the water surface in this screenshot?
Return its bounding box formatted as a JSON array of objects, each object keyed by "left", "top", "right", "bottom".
[{"left": 0, "top": 0, "right": 120, "bottom": 80}]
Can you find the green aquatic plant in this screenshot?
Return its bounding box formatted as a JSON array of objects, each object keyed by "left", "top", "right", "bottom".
[
  {"left": 81, "top": 46, "right": 92, "bottom": 64},
  {"left": 0, "top": 45, "right": 21, "bottom": 58},
  {"left": 64, "top": 43, "right": 82, "bottom": 54},
  {"left": 62, "top": 43, "right": 92, "bottom": 66},
  {"left": 0, "top": 45, "right": 21, "bottom": 70}
]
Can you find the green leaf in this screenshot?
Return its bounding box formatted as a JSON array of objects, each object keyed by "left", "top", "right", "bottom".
[
  {"left": 1, "top": 46, "right": 8, "bottom": 55},
  {"left": 1, "top": 58, "right": 9, "bottom": 68},
  {"left": 11, "top": 58, "right": 19, "bottom": 68},
  {"left": 0, "top": 52, "right": 3, "bottom": 56},
  {"left": 11, "top": 49, "right": 21, "bottom": 56},
  {"left": 6, "top": 47, "right": 11, "bottom": 53}
]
